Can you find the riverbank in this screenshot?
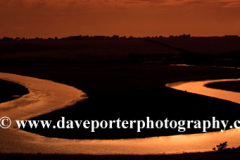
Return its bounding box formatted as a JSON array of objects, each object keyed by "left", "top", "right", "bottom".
[
  {"left": 7, "top": 64, "right": 239, "bottom": 139},
  {"left": 0, "top": 71, "right": 240, "bottom": 155},
  {"left": 206, "top": 81, "right": 240, "bottom": 92},
  {"left": 1, "top": 152, "right": 240, "bottom": 160},
  {"left": 0, "top": 79, "right": 28, "bottom": 103}
]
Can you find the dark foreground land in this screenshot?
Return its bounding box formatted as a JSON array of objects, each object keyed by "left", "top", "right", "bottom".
[
  {"left": 1, "top": 153, "right": 240, "bottom": 160},
  {"left": 206, "top": 81, "right": 240, "bottom": 92},
  {"left": 0, "top": 80, "right": 28, "bottom": 103},
  {"left": 1, "top": 37, "right": 240, "bottom": 139}
]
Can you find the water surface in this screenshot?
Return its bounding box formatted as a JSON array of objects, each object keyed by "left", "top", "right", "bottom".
[{"left": 0, "top": 72, "right": 240, "bottom": 154}]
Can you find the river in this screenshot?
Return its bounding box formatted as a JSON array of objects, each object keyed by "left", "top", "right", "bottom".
[{"left": 0, "top": 72, "right": 240, "bottom": 154}]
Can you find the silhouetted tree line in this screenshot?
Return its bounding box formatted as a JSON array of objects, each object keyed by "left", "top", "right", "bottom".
[
  {"left": 61, "top": 35, "right": 137, "bottom": 40},
  {"left": 169, "top": 34, "right": 191, "bottom": 38},
  {"left": 1, "top": 34, "right": 240, "bottom": 41},
  {"left": 213, "top": 142, "right": 240, "bottom": 153},
  {"left": 0, "top": 37, "right": 58, "bottom": 41},
  {"left": 0, "top": 34, "right": 193, "bottom": 41}
]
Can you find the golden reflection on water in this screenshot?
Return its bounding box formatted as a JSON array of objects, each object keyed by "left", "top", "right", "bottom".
[{"left": 0, "top": 72, "right": 240, "bottom": 154}]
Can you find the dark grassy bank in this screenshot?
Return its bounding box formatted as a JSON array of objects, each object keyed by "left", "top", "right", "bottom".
[
  {"left": 0, "top": 38, "right": 240, "bottom": 139},
  {"left": 206, "top": 81, "right": 240, "bottom": 92},
  {"left": 1, "top": 64, "right": 240, "bottom": 139},
  {"left": 1, "top": 153, "right": 240, "bottom": 160},
  {"left": 0, "top": 79, "right": 28, "bottom": 103}
]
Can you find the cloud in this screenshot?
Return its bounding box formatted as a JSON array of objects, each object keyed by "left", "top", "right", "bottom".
[
  {"left": 2, "top": 0, "right": 240, "bottom": 10},
  {"left": 128, "top": 0, "right": 240, "bottom": 8},
  {"left": 220, "top": 0, "right": 240, "bottom": 7},
  {"left": 1, "top": 0, "right": 240, "bottom": 15}
]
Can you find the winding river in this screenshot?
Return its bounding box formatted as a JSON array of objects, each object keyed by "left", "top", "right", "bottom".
[{"left": 0, "top": 72, "right": 240, "bottom": 155}]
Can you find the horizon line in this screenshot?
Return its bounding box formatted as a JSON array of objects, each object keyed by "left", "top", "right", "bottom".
[{"left": 1, "top": 34, "right": 240, "bottom": 40}]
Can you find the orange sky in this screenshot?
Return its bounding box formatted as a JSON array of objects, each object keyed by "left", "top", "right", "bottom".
[{"left": 1, "top": 0, "right": 240, "bottom": 38}]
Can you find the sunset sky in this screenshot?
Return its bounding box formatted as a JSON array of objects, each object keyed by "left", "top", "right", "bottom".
[{"left": 1, "top": 0, "right": 240, "bottom": 38}]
